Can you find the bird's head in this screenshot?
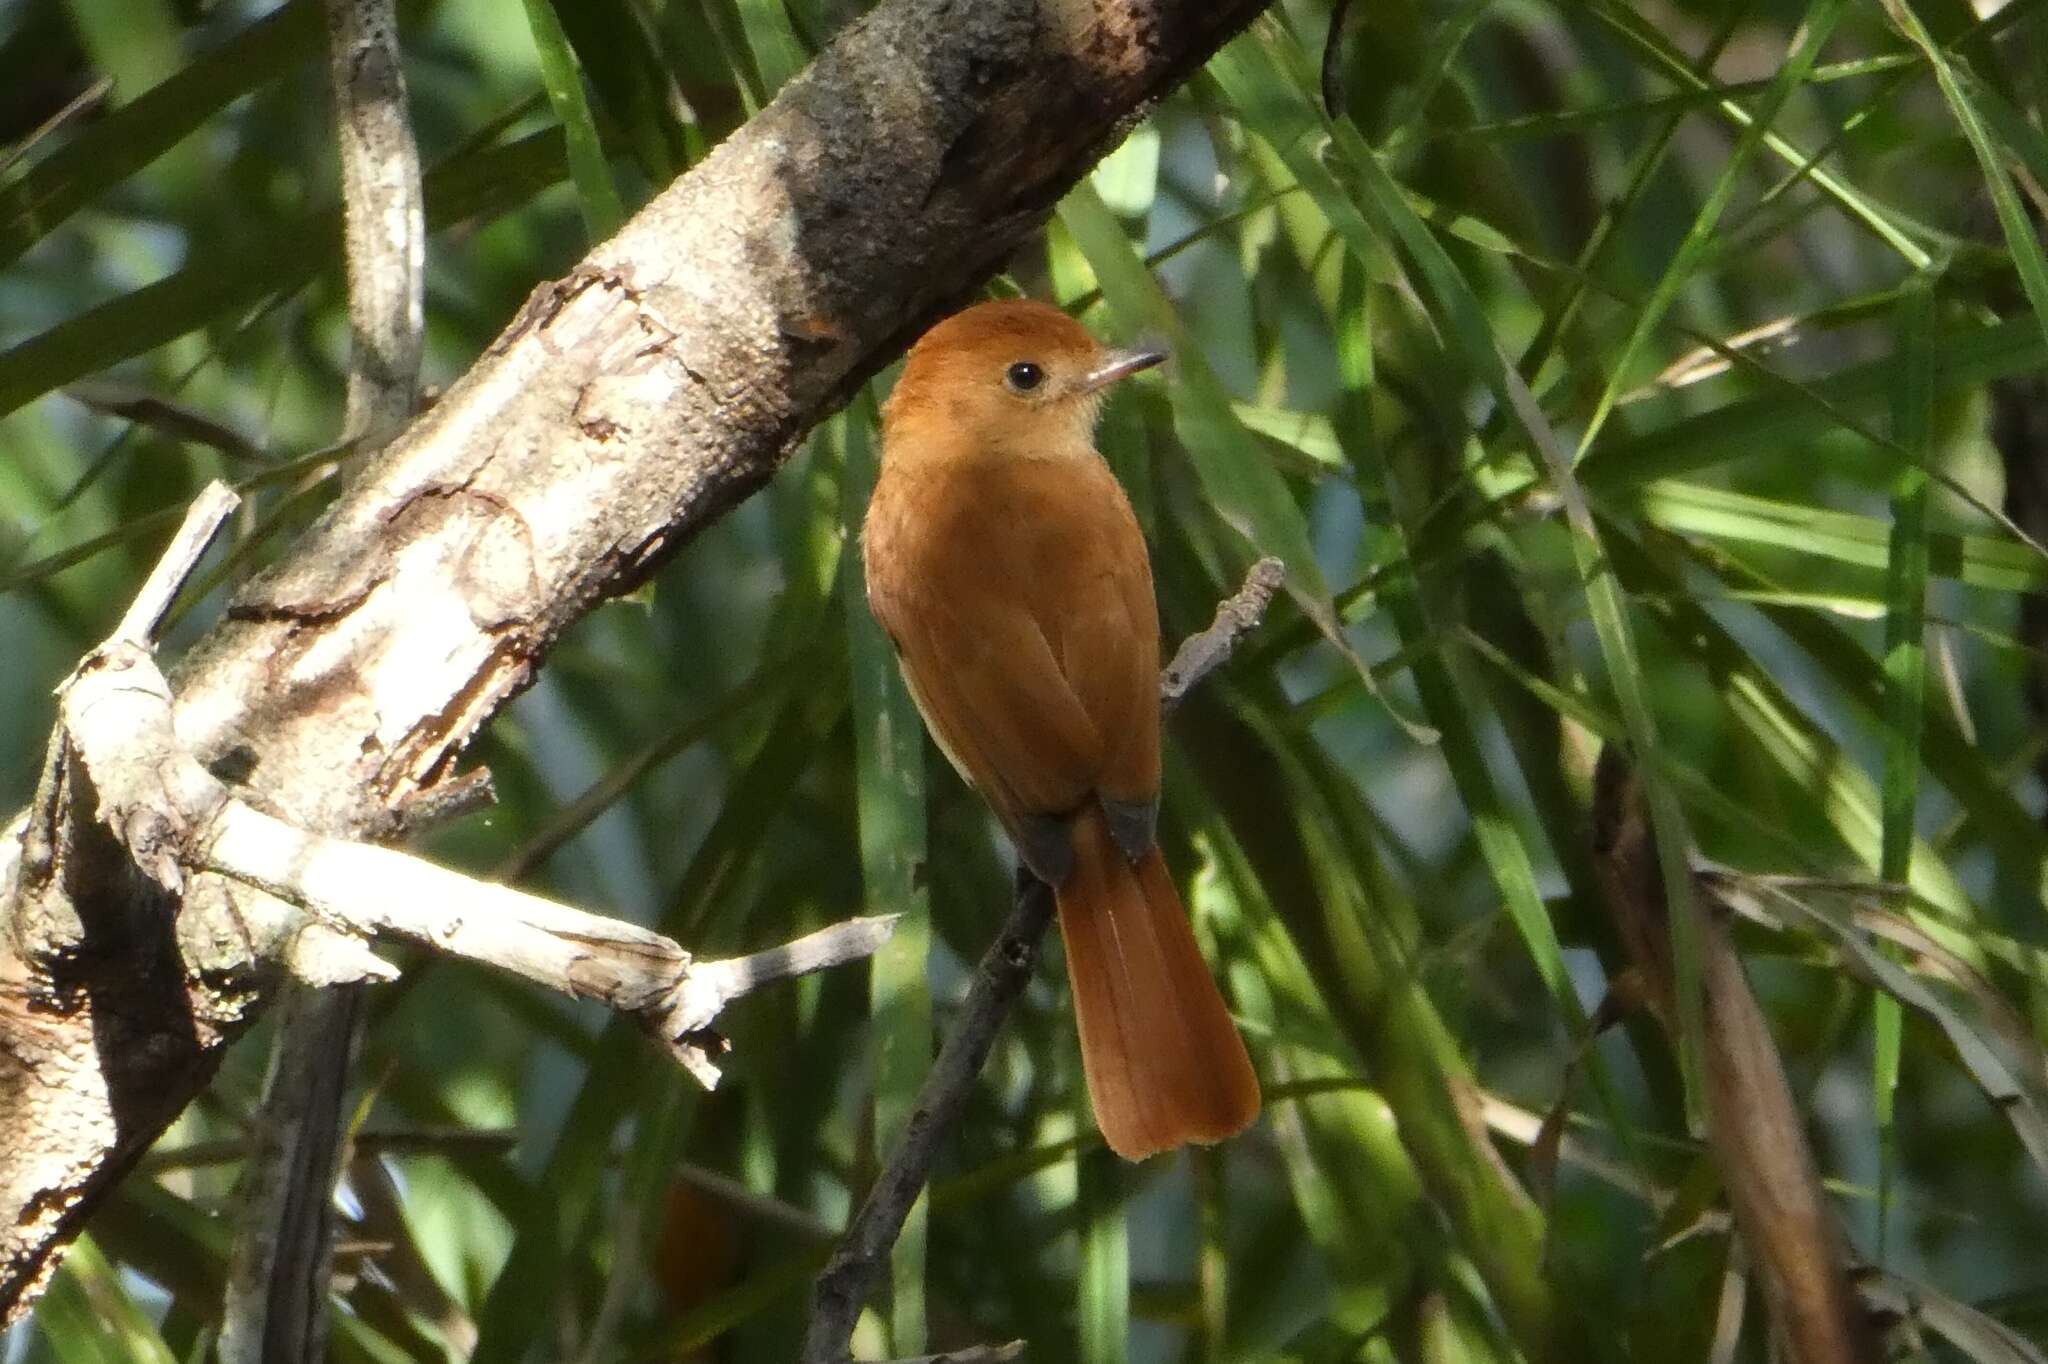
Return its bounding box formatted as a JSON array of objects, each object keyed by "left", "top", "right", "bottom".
[{"left": 882, "top": 299, "right": 1165, "bottom": 456}]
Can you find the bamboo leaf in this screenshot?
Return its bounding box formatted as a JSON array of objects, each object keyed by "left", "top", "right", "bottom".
[
  {"left": 0, "top": 129, "right": 568, "bottom": 421},
  {"left": 1880, "top": 0, "right": 2048, "bottom": 354},
  {"left": 1875, "top": 266, "right": 1938, "bottom": 1248},
  {"left": 517, "top": 0, "right": 625, "bottom": 240},
  {"left": 837, "top": 396, "right": 932, "bottom": 1356}
]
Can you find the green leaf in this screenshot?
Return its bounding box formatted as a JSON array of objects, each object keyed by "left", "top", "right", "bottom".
[
  {"left": 1628, "top": 480, "right": 2046, "bottom": 594},
  {"left": 0, "top": 1, "right": 326, "bottom": 273},
  {"left": 1874, "top": 268, "right": 1937, "bottom": 1247},
  {"left": 1734, "top": 877, "right": 2048, "bottom": 1181},
  {"left": 1586, "top": 315, "right": 2048, "bottom": 492},
  {"left": 545, "top": 0, "right": 694, "bottom": 181},
  {"left": 1217, "top": 21, "right": 1696, "bottom": 1129},
  {"left": 0, "top": 128, "right": 567, "bottom": 420},
  {"left": 1588, "top": 0, "right": 1934, "bottom": 268},
  {"left": 1171, "top": 668, "right": 1573, "bottom": 1359},
  {"left": 472, "top": 667, "right": 848, "bottom": 1354},
  {"left": 36, "top": 1235, "right": 178, "bottom": 1364},
  {"left": 1569, "top": 0, "right": 1848, "bottom": 462},
  {"left": 1076, "top": 1148, "right": 1131, "bottom": 1364},
  {"left": 1880, "top": 0, "right": 2048, "bottom": 355},
  {"left": 837, "top": 395, "right": 932, "bottom": 1356},
  {"left": 518, "top": 0, "right": 625, "bottom": 240}
]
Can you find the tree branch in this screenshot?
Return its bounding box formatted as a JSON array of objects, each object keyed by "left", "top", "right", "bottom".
[
  {"left": 48, "top": 486, "right": 895, "bottom": 1080},
  {"left": 0, "top": 0, "right": 1277, "bottom": 1316},
  {"left": 801, "top": 557, "right": 1284, "bottom": 1364},
  {"left": 0, "top": 488, "right": 893, "bottom": 1316}
]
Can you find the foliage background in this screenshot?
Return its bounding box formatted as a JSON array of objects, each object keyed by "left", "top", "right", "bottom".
[{"left": 4, "top": 0, "right": 2048, "bottom": 1358}]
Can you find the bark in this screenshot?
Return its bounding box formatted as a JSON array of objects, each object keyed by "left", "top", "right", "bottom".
[{"left": 0, "top": 0, "right": 1275, "bottom": 1318}]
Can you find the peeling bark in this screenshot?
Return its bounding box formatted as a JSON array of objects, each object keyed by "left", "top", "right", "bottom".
[{"left": 0, "top": 0, "right": 1275, "bottom": 1318}]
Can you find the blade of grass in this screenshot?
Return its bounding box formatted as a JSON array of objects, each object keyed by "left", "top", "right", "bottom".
[
  {"left": 732, "top": 0, "right": 809, "bottom": 94},
  {"left": 1675, "top": 534, "right": 2048, "bottom": 913},
  {"left": 837, "top": 396, "right": 931, "bottom": 1357},
  {"left": 1588, "top": 0, "right": 1933, "bottom": 268},
  {"left": 0, "top": 127, "right": 566, "bottom": 420},
  {"left": 1076, "top": 1148, "right": 1130, "bottom": 1364},
  {"left": 472, "top": 665, "right": 848, "bottom": 1354},
  {"left": 1613, "top": 528, "right": 1980, "bottom": 928},
  {"left": 518, "top": 0, "right": 625, "bottom": 240},
  {"left": 1185, "top": 816, "right": 1424, "bottom": 1345},
  {"left": 1477, "top": 0, "right": 1745, "bottom": 449},
  {"left": 696, "top": 0, "right": 770, "bottom": 116},
  {"left": 37, "top": 1235, "right": 178, "bottom": 1364},
  {"left": 1861, "top": 1271, "right": 2048, "bottom": 1364},
  {"left": 1218, "top": 23, "right": 1708, "bottom": 1128},
  {"left": 1741, "top": 0, "right": 2045, "bottom": 224},
  {"left": 0, "top": 0, "right": 328, "bottom": 271},
  {"left": 1629, "top": 480, "right": 2047, "bottom": 594},
  {"left": 547, "top": 0, "right": 692, "bottom": 182},
  {"left": 1338, "top": 274, "right": 1616, "bottom": 1107},
  {"left": 1744, "top": 880, "right": 2048, "bottom": 1180},
  {"left": 1570, "top": 0, "right": 1849, "bottom": 466},
  {"left": 1168, "top": 653, "right": 1576, "bottom": 1359},
  {"left": 1875, "top": 268, "right": 1938, "bottom": 1258},
  {"left": 1430, "top": 52, "right": 1918, "bottom": 146},
  {"left": 1374, "top": 0, "right": 1496, "bottom": 153},
  {"left": 1585, "top": 314, "right": 2048, "bottom": 491},
  {"left": 1880, "top": 0, "right": 2048, "bottom": 353}
]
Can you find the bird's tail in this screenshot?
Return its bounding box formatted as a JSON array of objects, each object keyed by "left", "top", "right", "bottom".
[{"left": 1055, "top": 806, "right": 1261, "bottom": 1161}]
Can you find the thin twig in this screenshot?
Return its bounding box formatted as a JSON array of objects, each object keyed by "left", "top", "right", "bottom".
[
  {"left": 804, "top": 878, "right": 1055, "bottom": 1362},
  {"left": 801, "top": 556, "right": 1286, "bottom": 1364}
]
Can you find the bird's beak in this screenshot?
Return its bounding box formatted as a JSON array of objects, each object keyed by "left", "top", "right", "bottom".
[{"left": 1077, "top": 346, "right": 1167, "bottom": 394}]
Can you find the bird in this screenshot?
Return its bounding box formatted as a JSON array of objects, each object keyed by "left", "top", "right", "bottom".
[{"left": 862, "top": 298, "right": 1261, "bottom": 1161}]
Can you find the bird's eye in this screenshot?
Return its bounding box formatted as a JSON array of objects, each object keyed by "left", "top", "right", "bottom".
[{"left": 1005, "top": 361, "right": 1045, "bottom": 393}]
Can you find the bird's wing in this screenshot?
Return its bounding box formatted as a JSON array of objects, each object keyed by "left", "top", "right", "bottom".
[
  {"left": 863, "top": 453, "right": 1161, "bottom": 837},
  {"left": 1027, "top": 459, "right": 1161, "bottom": 815}
]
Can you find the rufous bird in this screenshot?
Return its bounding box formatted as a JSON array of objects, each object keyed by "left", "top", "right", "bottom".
[{"left": 862, "top": 298, "right": 1261, "bottom": 1161}]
